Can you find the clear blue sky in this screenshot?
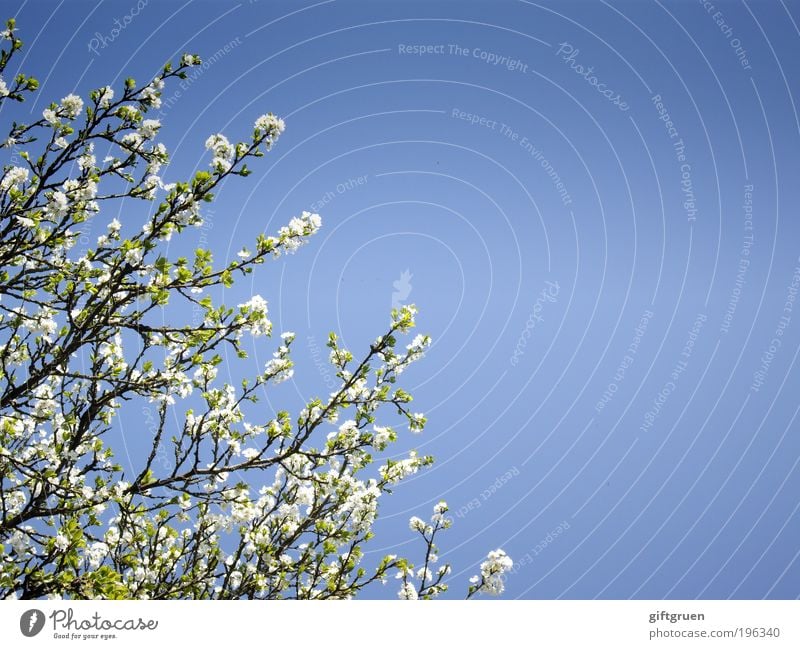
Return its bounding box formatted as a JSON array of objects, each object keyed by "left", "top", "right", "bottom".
[{"left": 3, "top": 0, "right": 800, "bottom": 599}]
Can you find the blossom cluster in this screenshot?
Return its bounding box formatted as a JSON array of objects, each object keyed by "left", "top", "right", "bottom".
[
  {"left": 0, "top": 30, "right": 511, "bottom": 601},
  {"left": 395, "top": 501, "right": 455, "bottom": 600},
  {"left": 469, "top": 549, "right": 514, "bottom": 597}
]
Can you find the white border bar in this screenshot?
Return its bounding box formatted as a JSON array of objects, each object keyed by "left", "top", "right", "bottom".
[{"left": 1, "top": 600, "right": 797, "bottom": 648}]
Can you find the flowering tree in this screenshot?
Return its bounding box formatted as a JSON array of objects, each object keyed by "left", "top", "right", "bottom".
[{"left": 0, "top": 20, "right": 511, "bottom": 600}]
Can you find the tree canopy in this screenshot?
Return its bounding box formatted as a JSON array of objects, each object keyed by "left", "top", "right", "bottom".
[{"left": 0, "top": 20, "right": 511, "bottom": 600}]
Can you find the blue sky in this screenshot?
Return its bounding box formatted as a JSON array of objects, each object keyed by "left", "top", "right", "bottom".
[{"left": 3, "top": 0, "right": 800, "bottom": 598}]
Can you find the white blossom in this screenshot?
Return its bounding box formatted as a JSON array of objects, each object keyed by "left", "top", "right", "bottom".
[
  {"left": 78, "top": 149, "right": 95, "bottom": 171},
  {"left": 42, "top": 108, "right": 58, "bottom": 125},
  {"left": 380, "top": 451, "right": 425, "bottom": 483},
  {"left": 85, "top": 542, "right": 108, "bottom": 569},
  {"left": 264, "top": 357, "right": 293, "bottom": 383},
  {"left": 44, "top": 190, "right": 69, "bottom": 220},
  {"left": 98, "top": 85, "right": 114, "bottom": 108},
  {"left": 409, "top": 516, "right": 426, "bottom": 533},
  {"left": 237, "top": 294, "right": 271, "bottom": 337},
  {"left": 470, "top": 549, "right": 513, "bottom": 596},
  {"left": 254, "top": 113, "right": 285, "bottom": 134},
  {"left": 1, "top": 166, "right": 29, "bottom": 192},
  {"left": 408, "top": 412, "right": 426, "bottom": 433},
  {"left": 54, "top": 533, "right": 70, "bottom": 552},
  {"left": 398, "top": 582, "right": 418, "bottom": 600},
  {"left": 205, "top": 133, "right": 233, "bottom": 162},
  {"left": 139, "top": 119, "right": 161, "bottom": 140},
  {"left": 60, "top": 94, "right": 83, "bottom": 118},
  {"left": 140, "top": 78, "right": 164, "bottom": 108},
  {"left": 372, "top": 425, "right": 394, "bottom": 449}
]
